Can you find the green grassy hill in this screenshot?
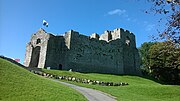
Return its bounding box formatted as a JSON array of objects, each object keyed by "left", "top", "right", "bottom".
[
  {"left": 0, "top": 58, "right": 87, "bottom": 101},
  {"left": 43, "top": 69, "right": 180, "bottom": 101}
]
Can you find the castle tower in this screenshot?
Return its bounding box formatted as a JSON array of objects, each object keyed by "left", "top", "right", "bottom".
[{"left": 24, "top": 28, "right": 50, "bottom": 68}]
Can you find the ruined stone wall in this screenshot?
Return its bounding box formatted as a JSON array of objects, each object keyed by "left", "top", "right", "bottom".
[
  {"left": 64, "top": 30, "right": 72, "bottom": 49},
  {"left": 45, "top": 35, "right": 68, "bottom": 69},
  {"left": 24, "top": 42, "right": 33, "bottom": 67},
  {"left": 119, "top": 29, "right": 136, "bottom": 48},
  {"left": 119, "top": 29, "right": 139, "bottom": 74},
  {"left": 64, "top": 31, "right": 125, "bottom": 74},
  {"left": 63, "top": 28, "right": 139, "bottom": 74},
  {"left": 99, "top": 31, "right": 112, "bottom": 42},
  {"left": 24, "top": 28, "right": 140, "bottom": 74}
]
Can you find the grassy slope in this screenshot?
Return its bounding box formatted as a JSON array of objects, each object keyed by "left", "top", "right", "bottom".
[
  {"left": 0, "top": 58, "right": 87, "bottom": 101},
  {"left": 43, "top": 69, "right": 180, "bottom": 101}
]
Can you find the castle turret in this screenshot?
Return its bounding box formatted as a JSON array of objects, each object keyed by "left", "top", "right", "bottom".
[
  {"left": 119, "top": 28, "right": 136, "bottom": 48},
  {"left": 64, "top": 30, "right": 79, "bottom": 49}
]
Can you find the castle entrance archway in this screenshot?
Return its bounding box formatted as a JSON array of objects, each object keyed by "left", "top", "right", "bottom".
[
  {"left": 29, "top": 46, "right": 41, "bottom": 67},
  {"left": 59, "top": 64, "right": 62, "bottom": 70}
]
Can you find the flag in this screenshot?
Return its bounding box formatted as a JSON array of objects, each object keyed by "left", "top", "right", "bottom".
[
  {"left": 14, "top": 59, "right": 20, "bottom": 63},
  {"left": 43, "top": 20, "right": 48, "bottom": 27}
]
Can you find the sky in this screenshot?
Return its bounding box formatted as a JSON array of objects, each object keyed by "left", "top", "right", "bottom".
[{"left": 0, "top": 0, "right": 166, "bottom": 63}]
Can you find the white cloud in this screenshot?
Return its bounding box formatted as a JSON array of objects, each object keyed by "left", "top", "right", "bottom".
[
  {"left": 107, "top": 9, "right": 138, "bottom": 23},
  {"left": 108, "top": 9, "right": 126, "bottom": 16}
]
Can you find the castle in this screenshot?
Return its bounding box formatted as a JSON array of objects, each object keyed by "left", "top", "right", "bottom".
[{"left": 24, "top": 28, "right": 140, "bottom": 74}]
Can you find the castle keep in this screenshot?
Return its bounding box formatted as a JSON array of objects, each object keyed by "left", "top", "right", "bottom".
[{"left": 24, "top": 28, "right": 140, "bottom": 74}]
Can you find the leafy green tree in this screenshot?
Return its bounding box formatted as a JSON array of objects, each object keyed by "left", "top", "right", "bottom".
[
  {"left": 139, "top": 42, "right": 155, "bottom": 74},
  {"left": 149, "top": 42, "right": 180, "bottom": 84},
  {"left": 139, "top": 0, "right": 180, "bottom": 84}
]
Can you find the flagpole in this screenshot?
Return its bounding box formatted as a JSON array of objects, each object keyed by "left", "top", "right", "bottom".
[{"left": 42, "top": 20, "right": 48, "bottom": 29}]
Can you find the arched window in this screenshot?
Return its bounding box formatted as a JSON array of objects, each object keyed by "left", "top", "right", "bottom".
[
  {"left": 125, "top": 36, "right": 130, "bottom": 46},
  {"left": 36, "top": 38, "right": 41, "bottom": 44}
]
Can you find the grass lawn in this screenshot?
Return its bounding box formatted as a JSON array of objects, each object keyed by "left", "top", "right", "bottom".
[
  {"left": 0, "top": 58, "right": 87, "bottom": 101},
  {"left": 43, "top": 69, "right": 180, "bottom": 101}
]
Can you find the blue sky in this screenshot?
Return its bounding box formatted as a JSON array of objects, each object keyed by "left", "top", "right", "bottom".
[{"left": 0, "top": 0, "right": 165, "bottom": 63}]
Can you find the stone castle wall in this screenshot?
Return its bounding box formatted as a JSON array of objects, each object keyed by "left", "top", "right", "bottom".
[
  {"left": 64, "top": 31, "right": 123, "bottom": 74},
  {"left": 24, "top": 28, "right": 140, "bottom": 75},
  {"left": 45, "top": 35, "right": 68, "bottom": 69}
]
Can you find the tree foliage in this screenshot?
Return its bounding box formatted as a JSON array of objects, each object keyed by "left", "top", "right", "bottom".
[
  {"left": 138, "top": 0, "right": 180, "bottom": 84},
  {"left": 139, "top": 42, "right": 155, "bottom": 74},
  {"left": 147, "top": 0, "right": 180, "bottom": 45},
  {"left": 149, "top": 42, "right": 180, "bottom": 84}
]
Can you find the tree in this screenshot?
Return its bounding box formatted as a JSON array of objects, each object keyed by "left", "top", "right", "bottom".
[
  {"left": 149, "top": 42, "right": 180, "bottom": 84},
  {"left": 147, "top": 0, "right": 180, "bottom": 45},
  {"left": 137, "top": 0, "right": 180, "bottom": 84},
  {"left": 138, "top": 42, "right": 155, "bottom": 74}
]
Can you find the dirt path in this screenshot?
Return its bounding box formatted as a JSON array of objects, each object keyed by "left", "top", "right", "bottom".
[{"left": 51, "top": 79, "right": 117, "bottom": 101}]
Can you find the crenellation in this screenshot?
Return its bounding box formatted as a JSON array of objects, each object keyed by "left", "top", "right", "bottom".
[
  {"left": 90, "top": 33, "right": 100, "bottom": 39},
  {"left": 125, "top": 30, "right": 130, "bottom": 33},
  {"left": 24, "top": 28, "right": 140, "bottom": 75},
  {"left": 99, "top": 30, "right": 112, "bottom": 42}
]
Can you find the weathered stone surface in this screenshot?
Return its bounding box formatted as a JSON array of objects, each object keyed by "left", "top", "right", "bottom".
[{"left": 24, "top": 28, "right": 140, "bottom": 75}]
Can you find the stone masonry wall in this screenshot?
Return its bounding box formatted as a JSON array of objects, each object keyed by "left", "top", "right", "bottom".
[
  {"left": 24, "top": 28, "right": 140, "bottom": 75},
  {"left": 63, "top": 28, "right": 139, "bottom": 74},
  {"left": 45, "top": 35, "right": 68, "bottom": 69},
  {"left": 24, "top": 28, "right": 50, "bottom": 68}
]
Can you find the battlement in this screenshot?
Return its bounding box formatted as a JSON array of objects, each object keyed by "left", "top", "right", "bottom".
[
  {"left": 90, "top": 33, "right": 100, "bottom": 39},
  {"left": 32, "top": 28, "right": 136, "bottom": 48},
  {"left": 40, "top": 28, "right": 135, "bottom": 43},
  {"left": 88, "top": 28, "right": 135, "bottom": 43},
  {"left": 54, "top": 28, "right": 137, "bottom": 48}
]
